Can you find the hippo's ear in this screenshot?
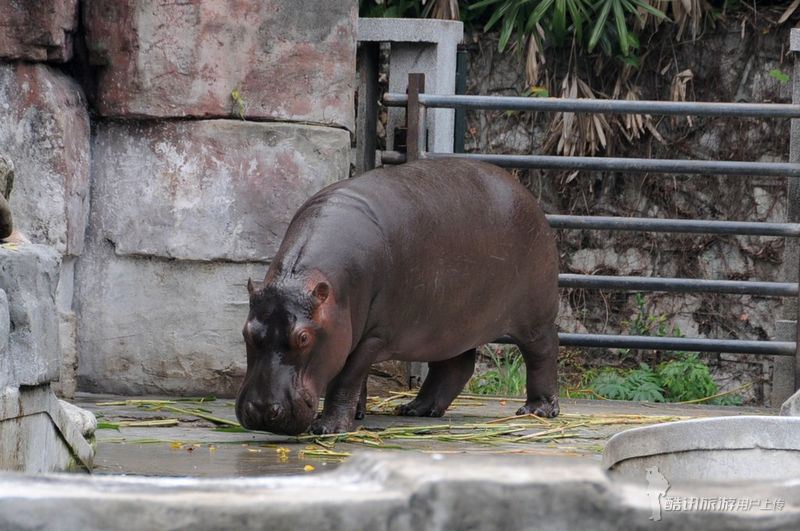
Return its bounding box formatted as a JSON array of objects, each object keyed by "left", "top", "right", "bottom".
[
  {"left": 311, "top": 281, "right": 330, "bottom": 306},
  {"left": 247, "top": 277, "right": 264, "bottom": 296}
]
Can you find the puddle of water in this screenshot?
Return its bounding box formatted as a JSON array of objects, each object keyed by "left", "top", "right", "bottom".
[{"left": 93, "top": 442, "right": 343, "bottom": 477}]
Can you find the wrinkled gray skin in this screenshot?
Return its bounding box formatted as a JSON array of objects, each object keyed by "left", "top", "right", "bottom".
[{"left": 236, "top": 159, "right": 559, "bottom": 435}]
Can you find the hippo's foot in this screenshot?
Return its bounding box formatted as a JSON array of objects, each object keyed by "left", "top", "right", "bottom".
[
  {"left": 308, "top": 415, "right": 355, "bottom": 435},
  {"left": 516, "top": 395, "right": 559, "bottom": 418},
  {"left": 394, "top": 398, "right": 446, "bottom": 418}
]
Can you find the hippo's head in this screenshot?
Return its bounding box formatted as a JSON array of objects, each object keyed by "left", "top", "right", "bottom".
[{"left": 235, "top": 276, "right": 351, "bottom": 435}]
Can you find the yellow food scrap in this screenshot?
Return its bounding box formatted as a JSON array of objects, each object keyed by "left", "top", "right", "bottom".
[
  {"left": 303, "top": 465, "right": 315, "bottom": 472},
  {"left": 169, "top": 441, "right": 183, "bottom": 450},
  {"left": 276, "top": 447, "right": 290, "bottom": 463}
]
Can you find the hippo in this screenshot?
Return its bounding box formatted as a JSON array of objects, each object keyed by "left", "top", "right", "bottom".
[{"left": 235, "top": 158, "right": 559, "bottom": 435}]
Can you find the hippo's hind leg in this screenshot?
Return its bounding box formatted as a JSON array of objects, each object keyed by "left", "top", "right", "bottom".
[
  {"left": 396, "top": 348, "right": 476, "bottom": 417},
  {"left": 513, "top": 324, "right": 559, "bottom": 418}
]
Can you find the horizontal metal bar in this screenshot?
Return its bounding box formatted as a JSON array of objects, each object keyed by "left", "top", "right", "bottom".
[
  {"left": 494, "top": 334, "right": 795, "bottom": 355},
  {"left": 381, "top": 151, "right": 410, "bottom": 164},
  {"left": 513, "top": 334, "right": 796, "bottom": 355},
  {"left": 419, "top": 152, "right": 800, "bottom": 177},
  {"left": 559, "top": 274, "right": 798, "bottom": 297},
  {"left": 547, "top": 215, "right": 800, "bottom": 237},
  {"left": 383, "top": 93, "right": 800, "bottom": 118},
  {"left": 558, "top": 334, "right": 796, "bottom": 355}
]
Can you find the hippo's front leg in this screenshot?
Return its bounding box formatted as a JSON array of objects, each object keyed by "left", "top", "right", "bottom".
[{"left": 310, "top": 337, "right": 383, "bottom": 435}]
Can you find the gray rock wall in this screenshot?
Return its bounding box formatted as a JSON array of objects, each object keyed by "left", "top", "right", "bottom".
[
  {"left": 1, "top": 45, "right": 91, "bottom": 400},
  {"left": 83, "top": 0, "right": 357, "bottom": 130},
  {"left": 71, "top": 1, "right": 356, "bottom": 396},
  {"left": 0, "top": 62, "right": 90, "bottom": 256},
  {"left": 77, "top": 121, "right": 349, "bottom": 395},
  {"left": 0, "top": 246, "right": 61, "bottom": 388},
  {"left": 0, "top": 0, "right": 78, "bottom": 62},
  {"left": 75, "top": 240, "right": 264, "bottom": 396},
  {"left": 1, "top": 0, "right": 357, "bottom": 397},
  {"left": 90, "top": 121, "right": 349, "bottom": 262}
]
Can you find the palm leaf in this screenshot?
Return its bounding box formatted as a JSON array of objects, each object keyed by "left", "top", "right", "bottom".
[
  {"left": 612, "top": 0, "right": 630, "bottom": 56},
  {"left": 588, "top": 0, "right": 613, "bottom": 52}
]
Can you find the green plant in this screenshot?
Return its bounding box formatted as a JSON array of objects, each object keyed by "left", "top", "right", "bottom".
[
  {"left": 467, "top": 345, "right": 527, "bottom": 396},
  {"left": 585, "top": 353, "right": 741, "bottom": 404},
  {"left": 617, "top": 292, "right": 670, "bottom": 361},
  {"left": 471, "top": 0, "right": 665, "bottom": 59},
  {"left": 588, "top": 364, "right": 665, "bottom": 402},
  {"left": 769, "top": 68, "right": 791, "bottom": 85},
  {"left": 657, "top": 352, "right": 716, "bottom": 402},
  {"left": 588, "top": 369, "right": 628, "bottom": 400},
  {"left": 624, "top": 292, "right": 669, "bottom": 337}
]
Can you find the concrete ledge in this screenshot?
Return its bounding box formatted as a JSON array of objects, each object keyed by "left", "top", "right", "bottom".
[
  {"left": 603, "top": 416, "right": 800, "bottom": 484},
  {"left": 358, "top": 18, "right": 463, "bottom": 44},
  {"left": 791, "top": 28, "right": 800, "bottom": 52},
  {"left": 0, "top": 386, "right": 94, "bottom": 472},
  {"left": 1, "top": 453, "right": 798, "bottom": 530}
]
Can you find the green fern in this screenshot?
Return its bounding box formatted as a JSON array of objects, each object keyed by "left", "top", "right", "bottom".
[
  {"left": 590, "top": 370, "right": 629, "bottom": 400},
  {"left": 657, "top": 353, "right": 717, "bottom": 402}
]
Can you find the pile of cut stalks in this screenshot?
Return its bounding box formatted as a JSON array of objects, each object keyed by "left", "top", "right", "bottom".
[{"left": 95, "top": 392, "right": 687, "bottom": 458}]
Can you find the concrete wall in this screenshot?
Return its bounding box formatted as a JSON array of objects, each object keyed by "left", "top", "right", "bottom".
[
  {"left": 1, "top": 0, "right": 357, "bottom": 397},
  {"left": 0, "top": 0, "right": 89, "bottom": 399},
  {"left": 1, "top": 453, "right": 798, "bottom": 529}
]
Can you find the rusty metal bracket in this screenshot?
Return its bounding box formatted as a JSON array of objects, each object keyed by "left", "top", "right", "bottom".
[{"left": 406, "top": 73, "right": 426, "bottom": 162}]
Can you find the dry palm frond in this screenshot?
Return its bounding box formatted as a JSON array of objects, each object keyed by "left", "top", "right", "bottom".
[
  {"left": 525, "top": 26, "right": 546, "bottom": 88},
  {"left": 611, "top": 78, "right": 657, "bottom": 144},
  {"left": 544, "top": 73, "right": 612, "bottom": 177},
  {"left": 639, "top": 0, "right": 710, "bottom": 40},
  {"left": 779, "top": 0, "right": 800, "bottom": 25},
  {"left": 669, "top": 69, "right": 695, "bottom": 127},
  {"left": 424, "top": 0, "right": 459, "bottom": 21}
]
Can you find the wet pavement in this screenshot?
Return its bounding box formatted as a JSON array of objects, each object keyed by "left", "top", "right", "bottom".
[{"left": 75, "top": 392, "right": 774, "bottom": 478}]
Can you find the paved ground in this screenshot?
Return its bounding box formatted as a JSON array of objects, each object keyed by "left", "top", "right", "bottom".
[{"left": 76, "top": 392, "right": 774, "bottom": 477}]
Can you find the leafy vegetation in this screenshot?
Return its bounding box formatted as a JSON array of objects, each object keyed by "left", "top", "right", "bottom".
[
  {"left": 467, "top": 345, "right": 740, "bottom": 404},
  {"left": 467, "top": 345, "right": 526, "bottom": 396},
  {"left": 469, "top": 293, "right": 742, "bottom": 405},
  {"left": 575, "top": 293, "right": 742, "bottom": 405},
  {"left": 580, "top": 355, "right": 742, "bottom": 405},
  {"left": 360, "top": 1, "right": 798, "bottom": 158},
  {"left": 358, "top": 1, "right": 751, "bottom": 63}
]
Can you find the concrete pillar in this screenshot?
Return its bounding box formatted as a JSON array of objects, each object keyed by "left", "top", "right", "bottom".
[
  {"left": 773, "top": 28, "right": 800, "bottom": 406},
  {"left": 359, "top": 18, "right": 463, "bottom": 156}
]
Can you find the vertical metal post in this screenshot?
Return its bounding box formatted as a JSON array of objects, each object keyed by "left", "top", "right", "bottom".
[
  {"left": 454, "top": 46, "right": 468, "bottom": 154},
  {"left": 406, "top": 77, "right": 428, "bottom": 387},
  {"left": 406, "top": 73, "right": 426, "bottom": 161},
  {"left": 792, "top": 30, "right": 800, "bottom": 392},
  {"left": 355, "top": 42, "right": 379, "bottom": 175}
]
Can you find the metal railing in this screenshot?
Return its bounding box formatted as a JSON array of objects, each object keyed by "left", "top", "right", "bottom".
[{"left": 379, "top": 72, "right": 800, "bottom": 379}]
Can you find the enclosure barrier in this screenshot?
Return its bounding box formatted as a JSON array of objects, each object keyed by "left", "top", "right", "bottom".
[{"left": 379, "top": 73, "right": 800, "bottom": 388}]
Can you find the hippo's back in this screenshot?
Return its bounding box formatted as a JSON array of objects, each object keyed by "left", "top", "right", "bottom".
[{"left": 334, "top": 159, "right": 559, "bottom": 356}]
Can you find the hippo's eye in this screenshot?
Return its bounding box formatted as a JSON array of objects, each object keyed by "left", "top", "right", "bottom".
[{"left": 292, "top": 328, "right": 314, "bottom": 350}]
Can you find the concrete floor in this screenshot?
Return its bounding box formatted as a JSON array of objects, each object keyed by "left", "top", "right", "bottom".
[{"left": 75, "top": 393, "right": 774, "bottom": 477}]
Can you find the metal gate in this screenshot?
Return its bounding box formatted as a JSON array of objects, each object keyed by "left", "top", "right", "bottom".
[{"left": 362, "top": 56, "right": 800, "bottom": 393}]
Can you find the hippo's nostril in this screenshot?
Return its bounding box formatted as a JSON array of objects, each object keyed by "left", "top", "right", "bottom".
[
  {"left": 242, "top": 401, "right": 260, "bottom": 423},
  {"left": 267, "top": 404, "right": 282, "bottom": 420}
]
